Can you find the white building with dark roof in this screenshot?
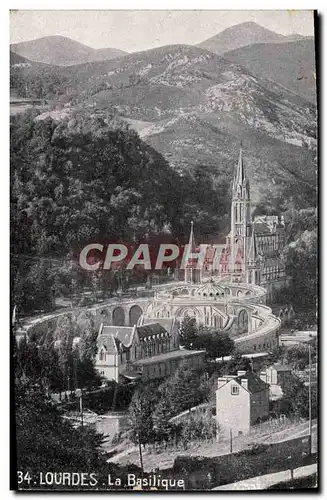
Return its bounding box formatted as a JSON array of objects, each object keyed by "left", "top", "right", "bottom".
[
  {"left": 95, "top": 320, "right": 205, "bottom": 382},
  {"left": 216, "top": 370, "right": 269, "bottom": 436}
]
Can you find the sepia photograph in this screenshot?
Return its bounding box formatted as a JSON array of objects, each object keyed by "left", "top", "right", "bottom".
[{"left": 10, "top": 9, "right": 318, "bottom": 491}]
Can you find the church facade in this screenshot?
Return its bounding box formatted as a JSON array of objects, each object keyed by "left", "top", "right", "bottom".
[
  {"left": 183, "top": 148, "right": 287, "bottom": 301},
  {"left": 223, "top": 148, "right": 287, "bottom": 298}
]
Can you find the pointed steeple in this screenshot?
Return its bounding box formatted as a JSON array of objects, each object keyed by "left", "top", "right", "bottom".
[
  {"left": 184, "top": 221, "right": 199, "bottom": 283},
  {"left": 232, "top": 143, "right": 250, "bottom": 200},
  {"left": 188, "top": 220, "right": 196, "bottom": 251},
  {"left": 247, "top": 229, "right": 256, "bottom": 264},
  {"left": 233, "top": 144, "right": 246, "bottom": 187}
]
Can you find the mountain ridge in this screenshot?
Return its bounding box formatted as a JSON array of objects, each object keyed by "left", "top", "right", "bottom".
[
  {"left": 31, "top": 43, "right": 317, "bottom": 213},
  {"left": 223, "top": 37, "right": 316, "bottom": 103},
  {"left": 10, "top": 35, "right": 128, "bottom": 66},
  {"left": 197, "top": 21, "right": 306, "bottom": 55}
]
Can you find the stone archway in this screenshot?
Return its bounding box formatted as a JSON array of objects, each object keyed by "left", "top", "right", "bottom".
[
  {"left": 129, "top": 305, "right": 143, "bottom": 326},
  {"left": 177, "top": 306, "right": 204, "bottom": 325},
  {"left": 112, "top": 307, "right": 125, "bottom": 326},
  {"left": 238, "top": 309, "right": 248, "bottom": 333}
]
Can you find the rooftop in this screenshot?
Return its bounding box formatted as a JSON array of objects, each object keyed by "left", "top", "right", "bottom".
[
  {"left": 97, "top": 333, "right": 119, "bottom": 354},
  {"left": 100, "top": 325, "right": 134, "bottom": 347},
  {"left": 218, "top": 371, "right": 269, "bottom": 394},
  {"left": 272, "top": 363, "right": 291, "bottom": 372},
  {"left": 136, "top": 323, "right": 169, "bottom": 340},
  {"left": 142, "top": 317, "right": 175, "bottom": 334},
  {"left": 234, "top": 372, "right": 269, "bottom": 394},
  {"left": 133, "top": 348, "right": 205, "bottom": 366}
]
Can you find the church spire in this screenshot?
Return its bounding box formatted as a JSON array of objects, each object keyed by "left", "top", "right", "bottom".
[
  {"left": 233, "top": 144, "right": 246, "bottom": 188},
  {"left": 184, "top": 221, "right": 199, "bottom": 283},
  {"left": 188, "top": 220, "right": 196, "bottom": 250},
  {"left": 232, "top": 143, "right": 250, "bottom": 200}
]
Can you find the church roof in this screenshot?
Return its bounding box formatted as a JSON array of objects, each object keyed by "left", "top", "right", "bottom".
[
  {"left": 97, "top": 333, "right": 119, "bottom": 354},
  {"left": 136, "top": 323, "right": 168, "bottom": 340},
  {"left": 100, "top": 325, "right": 135, "bottom": 347},
  {"left": 254, "top": 221, "right": 272, "bottom": 234},
  {"left": 142, "top": 317, "right": 175, "bottom": 334}
]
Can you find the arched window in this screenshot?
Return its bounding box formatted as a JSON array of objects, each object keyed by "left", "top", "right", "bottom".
[
  {"left": 129, "top": 305, "right": 143, "bottom": 326},
  {"left": 99, "top": 347, "right": 106, "bottom": 361},
  {"left": 113, "top": 307, "right": 125, "bottom": 326},
  {"left": 238, "top": 310, "right": 248, "bottom": 332}
]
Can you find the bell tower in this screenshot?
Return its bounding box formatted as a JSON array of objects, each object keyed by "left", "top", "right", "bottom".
[{"left": 230, "top": 146, "right": 252, "bottom": 282}]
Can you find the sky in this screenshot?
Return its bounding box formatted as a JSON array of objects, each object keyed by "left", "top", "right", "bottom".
[{"left": 10, "top": 10, "right": 315, "bottom": 53}]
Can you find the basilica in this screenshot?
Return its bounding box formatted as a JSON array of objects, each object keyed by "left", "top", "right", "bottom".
[
  {"left": 93, "top": 149, "right": 285, "bottom": 382},
  {"left": 18, "top": 150, "right": 289, "bottom": 384},
  {"left": 182, "top": 147, "right": 287, "bottom": 300}
]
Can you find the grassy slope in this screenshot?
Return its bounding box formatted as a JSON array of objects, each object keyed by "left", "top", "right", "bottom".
[{"left": 223, "top": 38, "right": 316, "bottom": 103}]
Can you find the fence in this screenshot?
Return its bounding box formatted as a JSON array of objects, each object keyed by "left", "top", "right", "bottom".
[{"left": 173, "top": 435, "right": 312, "bottom": 490}]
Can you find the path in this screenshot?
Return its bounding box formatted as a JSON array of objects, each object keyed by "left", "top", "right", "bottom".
[
  {"left": 108, "top": 419, "right": 317, "bottom": 471},
  {"left": 212, "top": 463, "right": 317, "bottom": 490}
]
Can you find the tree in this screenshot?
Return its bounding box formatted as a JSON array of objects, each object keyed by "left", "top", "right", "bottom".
[
  {"left": 15, "top": 381, "right": 107, "bottom": 477},
  {"left": 224, "top": 352, "right": 252, "bottom": 375},
  {"left": 181, "top": 409, "right": 216, "bottom": 447},
  {"left": 285, "top": 343, "right": 316, "bottom": 370},
  {"left": 194, "top": 327, "right": 235, "bottom": 360},
  {"left": 284, "top": 230, "right": 317, "bottom": 310},
  {"left": 128, "top": 384, "right": 159, "bottom": 445},
  {"left": 152, "top": 363, "right": 209, "bottom": 434},
  {"left": 179, "top": 317, "right": 198, "bottom": 348},
  {"left": 180, "top": 320, "right": 234, "bottom": 360},
  {"left": 279, "top": 373, "right": 317, "bottom": 419}
]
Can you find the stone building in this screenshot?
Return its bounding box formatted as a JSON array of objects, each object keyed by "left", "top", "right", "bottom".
[
  {"left": 216, "top": 370, "right": 269, "bottom": 436},
  {"left": 95, "top": 318, "right": 205, "bottom": 382},
  {"left": 222, "top": 148, "right": 287, "bottom": 297},
  {"left": 182, "top": 148, "right": 287, "bottom": 300}
]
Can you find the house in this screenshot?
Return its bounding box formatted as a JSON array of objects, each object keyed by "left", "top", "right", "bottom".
[
  {"left": 260, "top": 363, "right": 291, "bottom": 387},
  {"left": 95, "top": 318, "right": 205, "bottom": 383},
  {"left": 216, "top": 370, "right": 269, "bottom": 436},
  {"left": 260, "top": 363, "right": 292, "bottom": 400}
]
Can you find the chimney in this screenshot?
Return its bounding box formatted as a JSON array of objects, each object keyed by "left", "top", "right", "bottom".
[
  {"left": 237, "top": 370, "right": 246, "bottom": 377},
  {"left": 240, "top": 378, "right": 248, "bottom": 390},
  {"left": 217, "top": 377, "right": 227, "bottom": 389}
]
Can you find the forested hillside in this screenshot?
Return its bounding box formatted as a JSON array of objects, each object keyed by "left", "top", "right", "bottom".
[{"left": 11, "top": 109, "right": 229, "bottom": 313}]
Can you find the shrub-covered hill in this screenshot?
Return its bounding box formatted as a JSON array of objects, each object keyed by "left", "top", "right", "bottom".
[{"left": 10, "top": 109, "right": 229, "bottom": 260}]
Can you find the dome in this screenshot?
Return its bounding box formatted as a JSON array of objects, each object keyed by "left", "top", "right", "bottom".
[{"left": 194, "top": 282, "right": 225, "bottom": 299}]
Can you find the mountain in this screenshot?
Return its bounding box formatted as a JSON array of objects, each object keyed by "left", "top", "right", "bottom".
[
  {"left": 12, "top": 43, "right": 317, "bottom": 225},
  {"left": 197, "top": 21, "right": 303, "bottom": 55},
  {"left": 223, "top": 37, "right": 316, "bottom": 103},
  {"left": 52, "top": 44, "right": 316, "bottom": 214},
  {"left": 10, "top": 35, "right": 127, "bottom": 66},
  {"left": 10, "top": 51, "right": 32, "bottom": 65}
]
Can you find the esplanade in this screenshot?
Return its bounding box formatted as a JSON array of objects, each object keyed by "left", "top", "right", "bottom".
[{"left": 20, "top": 277, "right": 281, "bottom": 355}]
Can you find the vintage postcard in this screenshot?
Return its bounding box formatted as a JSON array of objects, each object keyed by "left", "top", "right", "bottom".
[{"left": 10, "top": 9, "right": 318, "bottom": 491}]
